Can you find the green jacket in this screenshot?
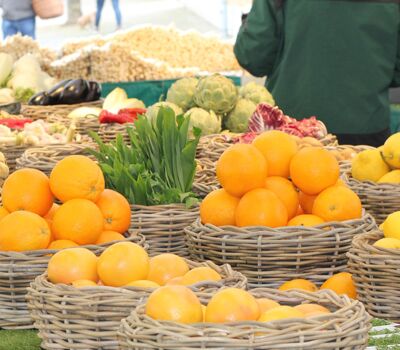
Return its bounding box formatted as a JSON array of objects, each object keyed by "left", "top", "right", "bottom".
[{"left": 234, "top": 0, "right": 400, "bottom": 134}]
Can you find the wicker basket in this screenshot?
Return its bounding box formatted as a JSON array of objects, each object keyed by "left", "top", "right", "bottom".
[
  {"left": 193, "top": 158, "right": 219, "bottom": 198},
  {"left": 325, "top": 145, "right": 374, "bottom": 174},
  {"left": 0, "top": 233, "right": 145, "bottom": 330},
  {"left": 1, "top": 145, "right": 28, "bottom": 172},
  {"left": 118, "top": 288, "right": 371, "bottom": 350},
  {"left": 16, "top": 143, "right": 97, "bottom": 176},
  {"left": 21, "top": 100, "right": 103, "bottom": 121},
  {"left": 130, "top": 204, "right": 199, "bottom": 257},
  {"left": 27, "top": 259, "right": 247, "bottom": 350},
  {"left": 347, "top": 230, "right": 400, "bottom": 321},
  {"left": 98, "top": 123, "right": 134, "bottom": 143},
  {"left": 185, "top": 214, "right": 376, "bottom": 288}
]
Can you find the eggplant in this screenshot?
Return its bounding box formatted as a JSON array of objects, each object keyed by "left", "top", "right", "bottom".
[
  {"left": 59, "top": 79, "right": 89, "bottom": 105},
  {"left": 85, "top": 81, "right": 102, "bottom": 102},
  {"left": 28, "top": 91, "right": 52, "bottom": 106},
  {"left": 46, "top": 79, "right": 72, "bottom": 104}
]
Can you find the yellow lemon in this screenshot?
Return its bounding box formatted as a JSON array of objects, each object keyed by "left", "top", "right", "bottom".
[
  {"left": 382, "top": 133, "right": 400, "bottom": 169},
  {"left": 383, "top": 211, "right": 400, "bottom": 240},
  {"left": 373, "top": 237, "right": 400, "bottom": 249},
  {"left": 378, "top": 170, "right": 400, "bottom": 184},
  {"left": 351, "top": 149, "right": 390, "bottom": 182}
]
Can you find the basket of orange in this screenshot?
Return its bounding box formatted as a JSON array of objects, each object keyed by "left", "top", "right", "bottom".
[
  {"left": 347, "top": 211, "right": 400, "bottom": 321},
  {"left": 185, "top": 131, "right": 376, "bottom": 287},
  {"left": 27, "top": 244, "right": 247, "bottom": 350},
  {"left": 0, "top": 155, "right": 144, "bottom": 329},
  {"left": 118, "top": 285, "right": 370, "bottom": 350}
]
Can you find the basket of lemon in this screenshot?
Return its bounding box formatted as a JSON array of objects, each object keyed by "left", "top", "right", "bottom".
[
  {"left": 118, "top": 286, "right": 370, "bottom": 350},
  {"left": 27, "top": 243, "right": 247, "bottom": 350}
]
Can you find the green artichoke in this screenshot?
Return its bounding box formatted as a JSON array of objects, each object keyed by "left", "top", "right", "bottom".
[
  {"left": 146, "top": 102, "right": 183, "bottom": 122},
  {"left": 184, "top": 107, "right": 221, "bottom": 137},
  {"left": 166, "top": 77, "right": 198, "bottom": 111},
  {"left": 239, "top": 82, "right": 275, "bottom": 106},
  {"left": 225, "top": 98, "right": 257, "bottom": 133}
]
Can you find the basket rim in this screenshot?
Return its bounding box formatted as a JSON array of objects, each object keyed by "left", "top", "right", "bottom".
[{"left": 349, "top": 230, "right": 400, "bottom": 257}]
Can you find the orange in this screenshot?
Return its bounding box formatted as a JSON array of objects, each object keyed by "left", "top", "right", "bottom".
[
  {"left": 0, "top": 206, "right": 9, "bottom": 220},
  {"left": 72, "top": 279, "right": 98, "bottom": 288},
  {"left": 146, "top": 285, "right": 203, "bottom": 324},
  {"left": 290, "top": 147, "right": 340, "bottom": 195},
  {"left": 335, "top": 179, "right": 347, "bottom": 187},
  {"left": 278, "top": 279, "right": 318, "bottom": 292},
  {"left": 294, "top": 304, "right": 330, "bottom": 317},
  {"left": 258, "top": 306, "right": 304, "bottom": 323},
  {"left": 296, "top": 205, "right": 304, "bottom": 216},
  {"left": 43, "top": 203, "right": 60, "bottom": 227},
  {"left": 126, "top": 280, "right": 160, "bottom": 289},
  {"left": 48, "top": 240, "right": 79, "bottom": 250},
  {"left": 0, "top": 211, "right": 51, "bottom": 251},
  {"left": 200, "top": 189, "right": 239, "bottom": 226},
  {"left": 201, "top": 304, "right": 206, "bottom": 321},
  {"left": 95, "top": 231, "right": 125, "bottom": 245},
  {"left": 48, "top": 247, "right": 98, "bottom": 284},
  {"left": 96, "top": 189, "right": 131, "bottom": 233},
  {"left": 257, "top": 298, "right": 280, "bottom": 313},
  {"left": 181, "top": 267, "right": 221, "bottom": 286},
  {"left": 205, "top": 288, "right": 260, "bottom": 323},
  {"left": 2, "top": 168, "right": 53, "bottom": 216},
  {"left": 287, "top": 214, "right": 325, "bottom": 227},
  {"left": 97, "top": 242, "right": 149, "bottom": 287},
  {"left": 166, "top": 277, "right": 184, "bottom": 285},
  {"left": 320, "top": 272, "right": 357, "bottom": 299},
  {"left": 147, "top": 254, "right": 189, "bottom": 286},
  {"left": 298, "top": 192, "right": 317, "bottom": 214},
  {"left": 265, "top": 176, "right": 299, "bottom": 219},
  {"left": 52, "top": 199, "right": 104, "bottom": 245},
  {"left": 252, "top": 130, "right": 298, "bottom": 178},
  {"left": 50, "top": 155, "right": 105, "bottom": 203},
  {"left": 312, "top": 186, "right": 362, "bottom": 222},
  {"left": 216, "top": 144, "right": 268, "bottom": 197},
  {"left": 235, "top": 188, "right": 288, "bottom": 227}
]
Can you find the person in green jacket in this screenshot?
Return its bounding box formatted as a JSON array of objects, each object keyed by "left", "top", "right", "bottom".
[{"left": 234, "top": 0, "right": 400, "bottom": 146}]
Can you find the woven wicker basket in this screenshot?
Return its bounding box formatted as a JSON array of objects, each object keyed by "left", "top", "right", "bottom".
[
  {"left": 0, "top": 233, "right": 145, "bottom": 330},
  {"left": 1, "top": 144, "right": 28, "bottom": 172},
  {"left": 98, "top": 123, "right": 134, "bottom": 143},
  {"left": 16, "top": 143, "right": 97, "bottom": 176},
  {"left": 185, "top": 214, "right": 376, "bottom": 288},
  {"left": 130, "top": 204, "right": 199, "bottom": 257},
  {"left": 325, "top": 145, "right": 373, "bottom": 174},
  {"left": 21, "top": 100, "right": 103, "bottom": 121},
  {"left": 118, "top": 288, "right": 371, "bottom": 350},
  {"left": 347, "top": 230, "right": 400, "bottom": 321},
  {"left": 27, "top": 259, "right": 247, "bottom": 350},
  {"left": 193, "top": 158, "right": 219, "bottom": 198}
]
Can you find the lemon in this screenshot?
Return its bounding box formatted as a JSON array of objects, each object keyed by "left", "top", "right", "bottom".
[
  {"left": 373, "top": 237, "right": 400, "bottom": 249},
  {"left": 378, "top": 170, "right": 400, "bottom": 184},
  {"left": 351, "top": 149, "right": 390, "bottom": 182},
  {"left": 383, "top": 211, "right": 400, "bottom": 239},
  {"left": 382, "top": 133, "right": 400, "bottom": 169}
]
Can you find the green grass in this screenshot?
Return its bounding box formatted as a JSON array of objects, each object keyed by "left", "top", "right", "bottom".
[{"left": 0, "top": 330, "right": 41, "bottom": 350}]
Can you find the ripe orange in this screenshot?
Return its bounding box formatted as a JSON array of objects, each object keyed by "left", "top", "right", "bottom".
[
  {"left": 181, "top": 267, "right": 222, "bottom": 286},
  {"left": 205, "top": 288, "right": 260, "bottom": 323},
  {"left": 165, "top": 277, "right": 184, "bottom": 285},
  {"left": 290, "top": 147, "right": 340, "bottom": 195},
  {"left": 294, "top": 304, "right": 330, "bottom": 317},
  {"left": 278, "top": 279, "right": 318, "bottom": 292},
  {"left": 0, "top": 211, "right": 51, "bottom": 251},
  {"left": 125, "top": 280, "right": 160, "bottom": 289},
  {"left": 258, "top": 306, "right": 304, "bottom": 323},
  {"left": 50, "top": 155, "right": 105, "bottom": 203},
  {"left": 95, "top": 231, "right": 125, "bottom": 245},
  {"left": 287, "top": 214, "right": 325, "bottom": 227},
  {"left": 147, "top": 254, "right": 189, "bottom": 286},
  {"left": 265, "top": 176, "right": 299, "bottom": 219},
  {"left": 97, "top": 242, "right": 149, "bottom": 287},
  {"left": 43, "top": 203, "right": 60, "bottom": 227},
  {"left": 296, "top": 205, "right": 304, "bottom": 216},
  {"left": 96, "top": 189, "right": 131, "bottom": 233},
  {"left": 0, "top": 206, "right": 9, "bottom": 221},
  {"left": 2, "top": 168, "right": 53, "bottom": 216},
  {"left": 48, "top": 240, "right": 79, "bottom": 250},
  {"left": 298, "top": 192, "right": 317, "bottom": 214},
  {"left": 146, "top": 285, "right": 203, "bottom": 324},
  {"left": 235, "top": 188, "right": 288, "bottom": 227},
  {"left": 257, "top": 298, "right": 280, "bottom": 313},
  {"left": 252, "top": 130, "right": 298, "bottom": 178},
  {"left": 320, "top": 272, "right": 357, "bottom": 299},
  {"left": 312, "top": 186, "right": 362, "bottom": 222},
  {"left": 216, "top": 144, "right": 268, "bottom": 197},
  {"left": 200, "top": 189, "right": 240, "bottom": 226},
  {"left": 48, "top": 247, "right": 98, "bottom": 284},
  {"left": 52, "top": 199, "right": 104, "bottom": 245},
  {"left": 72, "top": 280, "right": 98, "bottom": 288}
]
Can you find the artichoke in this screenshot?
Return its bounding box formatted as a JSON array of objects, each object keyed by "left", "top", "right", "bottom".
[
  {"left": 239, "top": 82, "right": 275, "bottom": 106},
  {"left": 225, "top": 98, "right": 257, "bottom": 133},
  {"left": 146, "top": 102, "right": 183, "bottom": 122},
  {"left": 185, "top": 107, "right": 221, "bottom": 137},
  {"left": 194, "top": 74, "right": 238, "bottom": 114},
  {"left": 166, "top": 77, "right": 198, "bottom": 111}
]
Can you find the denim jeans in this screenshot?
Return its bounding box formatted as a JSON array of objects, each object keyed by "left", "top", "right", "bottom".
[
  {"left": 96, "top": 0, "right": 122, "bottom": 29},
  {"left": 2, "top": 16, "right": 36, "bottom": 39}
]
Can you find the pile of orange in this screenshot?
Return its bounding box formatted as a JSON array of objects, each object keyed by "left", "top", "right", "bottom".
[
  {"left": 48, "top": 246, "right": 223, "bottom": 289},
  {"left": 144, "top": 286, "right": 331, "bottom": 325},
  {"left": 0, "top": 155, "right": 131, "bottom": 252},
  {"left": 201, "top": 130, "right": 362, "bottom": 228}
]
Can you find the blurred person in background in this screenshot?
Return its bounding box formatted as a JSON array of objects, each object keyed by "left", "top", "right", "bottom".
[
  {"left": 0, "top": 0, "right": 35, "bottom": 39},
  {"left": 96, "top": 0, "right": 122, "bottom": 31},
  {"left": 234, "top": 0, "right": 400, "bottom": 147}
]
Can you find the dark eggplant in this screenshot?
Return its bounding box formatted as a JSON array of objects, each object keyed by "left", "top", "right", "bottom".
[
  {"left": 46, "top": 79, "right": 72, "bottom": 104},
  {"left": 59, "top": 79, "right": 89, "bottom": 105},
  {"left": 0, "top": 102, "right": 21, "bottom": 114},
  {"left": 28, "top": 91, "right": 52, "bottom": 106},
  {"left": 85, "top": 81, "right": 102, "bottom": 102}
]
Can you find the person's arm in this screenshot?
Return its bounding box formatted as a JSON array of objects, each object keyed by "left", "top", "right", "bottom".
[{"left": 234, "top": 0, "right": 281, "bottom": 77}]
